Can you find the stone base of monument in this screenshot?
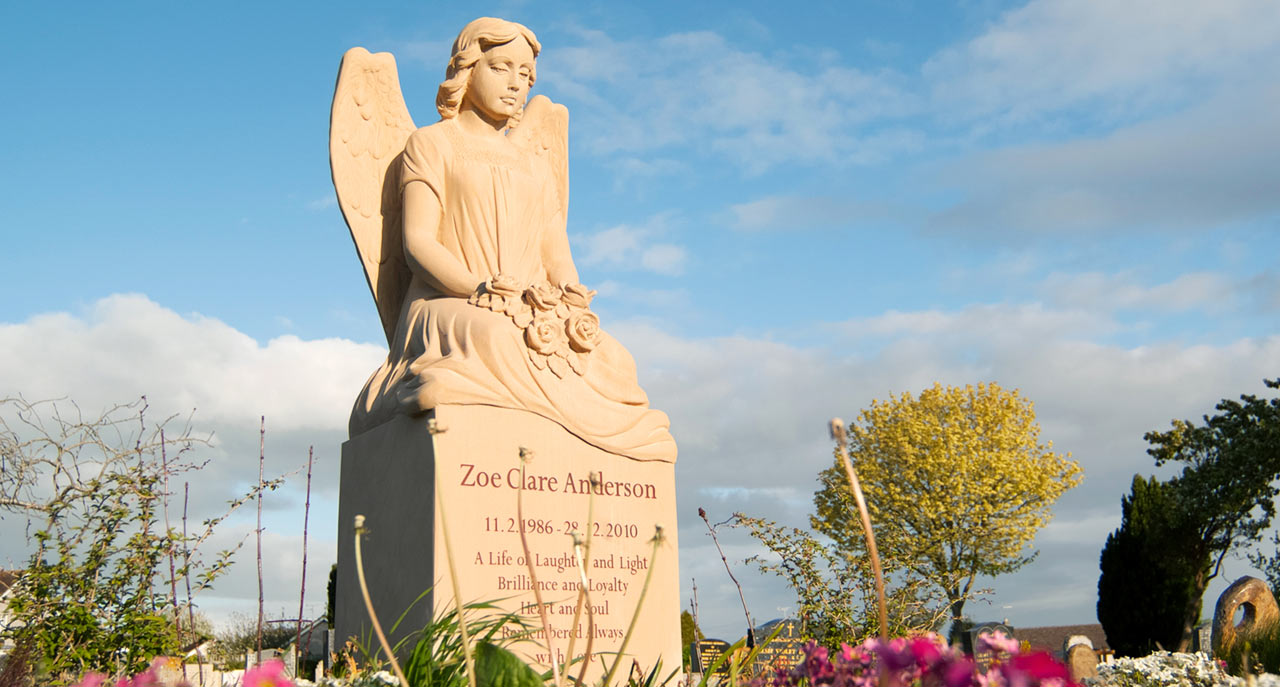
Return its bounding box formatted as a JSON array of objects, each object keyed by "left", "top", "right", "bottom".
[{"left": 336, "top": 406, "right": 680, "bottom": 680}]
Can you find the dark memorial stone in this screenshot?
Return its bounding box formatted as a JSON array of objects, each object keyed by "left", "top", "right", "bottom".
[
  {"left": 970, "top": 622, "right": 1016, "bottom": 671},
  {"left": 691, "top": 639, "right": 731, "bottom": 674},
  {"left": 752, "top": 619, "right": 805, "bottom": 673}
]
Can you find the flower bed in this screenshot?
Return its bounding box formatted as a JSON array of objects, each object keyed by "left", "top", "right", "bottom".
[{"left": 1084, "top": 651, "right": 1280, "bottom": 687}]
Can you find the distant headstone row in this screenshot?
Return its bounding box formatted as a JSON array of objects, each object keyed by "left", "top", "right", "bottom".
[{"left": 690, "top": 619, "right": 804, "bottom": 675}]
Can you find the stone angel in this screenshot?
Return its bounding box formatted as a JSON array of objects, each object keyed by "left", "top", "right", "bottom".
[{"left": 330, "top": 17, "right": 676, "bottom": 462}]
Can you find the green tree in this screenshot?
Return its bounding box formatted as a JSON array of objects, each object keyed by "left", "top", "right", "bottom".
[
  {"left": 0, "top": 397, "right": 280, "bottom": 683},
  {"left": 680, "top": 610, "right": 703, "bottom": 647},
  {"left": 1097, "top": 475, "right": 1200, "bottom": 656},
  {"left": 1142, "top": 378, "right": 1280, "bottom": 650},
  {"left": 734, "top": 514, "right": 951, "bottom": 646},
  {"left": 812, "top": 382, "right": 1082, "bottom": 630},
  {"left": 680, "top": 610, "right": 703, "bottom": 670}
]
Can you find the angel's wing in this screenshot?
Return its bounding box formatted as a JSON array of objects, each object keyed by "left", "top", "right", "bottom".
[
  {"left": 330, "top": 47, "right": 417, "bottom": 346},
  {"left": 508, "top": 95, "right": 569, "bottom": 232}
]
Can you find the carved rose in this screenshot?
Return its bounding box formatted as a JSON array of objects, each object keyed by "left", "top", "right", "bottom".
[
  {"left": 525, "top": 315, "right": 568, "bottom": 357},
  {"left": 566, "top": 310, "right": 602, "bottom": 353},
  {"left": 524, "top": 281, "right": 564, "bottom": 312},
  {"left": 560, "top": 282, "right": 597, "bottom": 309},
  {"left": 475, "top": 274, "right": 528, "bottom": 318},
  {"left": 486, "top": 274, "right": 523, "bottom": 299}
]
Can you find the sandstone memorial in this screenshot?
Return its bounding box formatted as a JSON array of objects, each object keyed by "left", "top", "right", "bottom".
[{"left": 329, "top": 17, "right": 680, "bottom": 678}]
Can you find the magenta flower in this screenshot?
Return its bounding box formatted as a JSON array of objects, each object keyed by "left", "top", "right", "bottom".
[
  {"left": 999, "top": 652, "right": 1074, "bottom": 687},
  {"left": 801, "top": 641, "right": 837, "bottom": 684},
  {"left": 244, "top": 659, "right": 292, "bottom": 687},
  {"left": 976, "top": 631, "right": 1021, "bottom": 657},
  {"left": 71, "top": 674, "right": 108, "bottom": 687}
]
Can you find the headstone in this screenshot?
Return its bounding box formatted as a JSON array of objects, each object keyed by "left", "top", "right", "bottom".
[
  {"left": 329, "top": 16, "right": 681, "bottom": 684},
  {"left": 752, "top": 619, "right": 805, "bottom": 673},
  {"left": 1194, "top": 621, "right": 1212, "bottom": 656},
  {"left": 336, "top": 407, "right": 680, "bottom": 680},
  {"left": 692, "top": 639, "right": 731, "bottom": 675},
  {"left": 1063, "top": 634, "right": 1093, "bottom": 655},
  {"left": 1066, "top": 644, "right": 1098, "bottom": 681},
  {"left": 970, "top": 622, "right": 1016, "bottom": 671},
  {"left": 1212, "top": 576, "right": 1280, "bottom": 658}
]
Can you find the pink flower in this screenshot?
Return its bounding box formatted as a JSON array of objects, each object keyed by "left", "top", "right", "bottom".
[
  {"left": 998, "top": 652, "right": 1073, "bottom": 687},
  {"left": 244, "top": 659, "right": 292, "bottom": 687},
  {"left": 801, "top": 641, "right": 835, "bottom": 683},
  {"left": 939, "top": 656, "right": 980, "bottom": 687},
  {"left": 976, "top": 631, "right": 1020, "bottom": 658},
  {"left": 72, "top": 674, "right": 108, "bottom": 687}
]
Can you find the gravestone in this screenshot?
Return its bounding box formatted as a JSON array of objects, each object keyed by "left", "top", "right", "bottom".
[
  {"left": 330, "top": 16, "right": 681, "bottom": 683},
  {"left": 691, "top": 639, "right": 731, "bottom": 675},
  {"left": 336, "top": 408, "right": 679, "bottom": 679},
  {"left": 1194, "top": 621, "right": 1212, "bottom": 656},
  {"left": 752, "top": 619, "right": 805, "bottom": 673},
  {"left": 970, "top": 622, "right": 1016, "bottom": 671},
  {"left": 1065, "top": 644, "right": 1098, "bottom": 681}
]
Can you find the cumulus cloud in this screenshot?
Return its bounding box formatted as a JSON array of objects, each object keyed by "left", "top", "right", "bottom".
[
  {"left": 927, "top": 85, "right": 1280, "bottom": 236},
  {"left": 3, "top": 292, "right": 1277, "bottom": 639},
  {"left": 612, "top": 300, "right": 1280, "bottom": 638},
  {"left": 729, "top": 195, "right": 895, "bottom": 233},
  {"left": 541, "top": 29, "right": 919, "bottom": 172},
  {"left": 923, "top": 0, "right": 1280, "bottom": 125},
  {"left": 572, "top": 215, "right": 688, "bottom": 276},
  {"left": 1040, "top": 271, "right": 1238, "bottom": 313},
  {"left": 0, "top": 294, "right": 385, "bottom": 432}
]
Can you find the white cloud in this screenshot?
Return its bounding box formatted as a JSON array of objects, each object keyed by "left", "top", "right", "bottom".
[
  {"left": 612, "top": 303, "right": 1280, "bottom": 638},
  {"left": 729, "top": 195, "right": 892, "bottom": 233},
  {"left": 640, "top": 244, "right": 687, "bottom": 276},
  {"left": 4, "top": 293, "right": 1277, "bottom": 639},
  {"left": 923, "top": 0, "right": 1280, "bottom": 125},
  {"left": 927, "top": 85, "right": 1280, "bottom": 235},
  {"left": 572, "top": 214, "right": 688, "bottom": 276},
  {"left": 1041, "top": 271, "right": 1236, "bottom": 313},
  {"left": 542, "top": 29, "right": 919, "bottom": 172},
  {"left": 0, "top": 294, "right": 385, "bottom": 433}
]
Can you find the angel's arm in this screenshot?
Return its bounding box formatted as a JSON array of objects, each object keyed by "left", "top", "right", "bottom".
[
  {"left": 541, "top": 208, "right": 579, "bottom": 286},
  {"left": 403, "top": 181, "right": 482, "bottom": 297}
]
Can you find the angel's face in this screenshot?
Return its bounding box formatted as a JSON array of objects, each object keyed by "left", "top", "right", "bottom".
[{"left": 465, "top": 38, "right": 535, "bottom": 126}]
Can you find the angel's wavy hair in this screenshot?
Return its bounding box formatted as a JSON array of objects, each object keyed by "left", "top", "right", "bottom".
[{"left": 436, "top": 17, "right": 541, "bottom": 125}]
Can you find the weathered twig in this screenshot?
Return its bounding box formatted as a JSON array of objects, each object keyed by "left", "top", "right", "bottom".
[
  {"left": 354, "top": 515, "right": 409, "bottom": 687},
  {"left": 427, "top": 418, "right": 476, "bottom": 687},
  {"left": 257, "top": 416, "right": 265, "bottom": 658},
  {"left": 829, "top": 418, "right": 887, "bottom": 640},
  {"left": 296, "top": 445, "right": 314, "bottom": 674},
  {"left": 564, "top": 471, "right": 599, "bottom": 683},
  {"left": 183, "top": 482, "right": 206, "bottom": 686},
  {"left": 515, "top": 447, "right": 562, "bottom": 687},
  {"left": 603, "top": 527, "right": 663, "bottom": 687},
  {"left": 699, "top": 508, "right": 756, "bottom": 647}
]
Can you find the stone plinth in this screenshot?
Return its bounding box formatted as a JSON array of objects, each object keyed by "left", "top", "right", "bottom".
[{"left": 336, "top": 406, "right": 680, "bottom": 680}]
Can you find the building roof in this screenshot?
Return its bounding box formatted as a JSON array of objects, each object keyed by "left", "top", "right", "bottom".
[
  {"left": 0, "top": 570, "right": 18, "bottom": 596},
  {"left": 1016, "top": 624, "right": 1110, "bottom": 657}
]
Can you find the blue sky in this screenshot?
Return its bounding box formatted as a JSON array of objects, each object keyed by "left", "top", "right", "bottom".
[{"left": 2, "top": 1, "right": 1278, "bottom": 640}]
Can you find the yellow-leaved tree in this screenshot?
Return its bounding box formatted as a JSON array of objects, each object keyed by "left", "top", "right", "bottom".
[{"left": 813, "top": 382, "right": 1082, "bottom": 631}]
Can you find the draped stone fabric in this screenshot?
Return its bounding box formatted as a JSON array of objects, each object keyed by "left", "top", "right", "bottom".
[{"left": 349, "top": 119, "right": 677, "bottom": 463}]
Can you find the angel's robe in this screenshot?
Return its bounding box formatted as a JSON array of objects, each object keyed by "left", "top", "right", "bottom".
[{"left": 349, "top": 118, "right": 677, "bottom": 463}]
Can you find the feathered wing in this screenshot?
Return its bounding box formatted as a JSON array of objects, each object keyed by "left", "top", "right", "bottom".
[
  {"left": 509, "top": 95, "right": 569, "bottom": 234},
  {"left": 330, "top": 47, "right": 417, "bottom": 346}
]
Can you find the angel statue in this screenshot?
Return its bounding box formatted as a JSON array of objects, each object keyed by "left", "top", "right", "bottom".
[{"left": 331, "top": 17, "right": 676, "bottom": 463}]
